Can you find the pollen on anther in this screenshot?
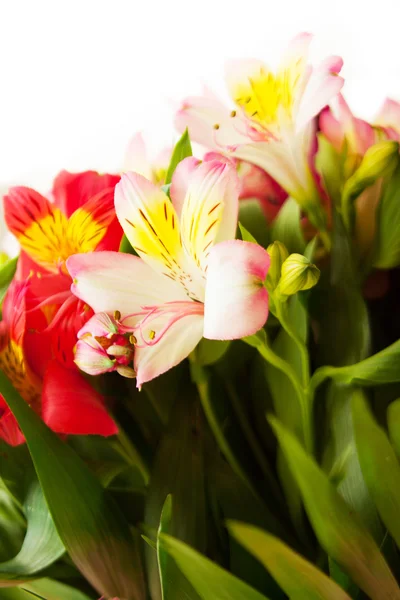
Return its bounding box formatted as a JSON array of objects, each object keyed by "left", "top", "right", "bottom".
[
  {"left": 230, "top": 110, "right": 237, "bottom": 117},
  {"left": 213, "top": 123, "right": 220, "bottom": 130},
  {"left": 129, "top": 334, "right": 137, "bottom": 345},
  {"left": 114, "top": 310, "right": 121, "bottom": 321},
  {"left": 73, "top": 278, "right": 78, "bottom": 284},
  {"left": 149, "top": 330, "right": 156, "bottom": 340}
]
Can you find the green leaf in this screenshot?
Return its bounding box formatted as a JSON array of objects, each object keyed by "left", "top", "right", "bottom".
[
  {"left": 158, "top": 533, "right": 270, "bottom": 600},
  {"left": 0, "top": 256, "right": 18, "bottom": 308},
  {"left": 0, "top": 481, "right": 64, "bottom": 585},
  {"left": 238, "top": 202, "right": 269, "bottom": 247},
  {"left": 157, "top": 495, "right": 173, "bottom": 599},
  {"left": 373, "top": 164, "right": 400, "bottom": 268},
  {"left": 144, "top": 390, "right": 204, "bottom": 600},
  {"left": 22, "top": 578, "right": 93, "bottom": 600},
  {"left": 310, "top": 337, "right": 400, "bottom": 394},
  {"left": 264, "top": 295, "right": 308, "bottom": 535},
  {"left": 196, "top": 339, "right": 230, "bottom": 366},
  {"left": 229, "top": 521, "right": 352, "bottom": 600},
  {"left": 208, "top": 456, "right": 290, "bottom": 599},
  {"left": 270, "top": 416, "right": 400, "bottom": 600},
  {"left": 238, "top": 221, "right": 258, "bottom": 245},
  {"left": 387, "top": 399, "right": 400, "bottom": 458},
  {"left": 165, "top": 129, "right": 192, "bottom": 184},
  {"left": 323, "top": 385, "right": 383, "bottom": 543},
  {"left": 0, "top": 371, "right": 145, "bottom": 600},
  {"left": 353, "top": 390, "right": 400, "bottom": 549},
  {"left": 271, "top": 198, "right": 306, "bottom": 254}
]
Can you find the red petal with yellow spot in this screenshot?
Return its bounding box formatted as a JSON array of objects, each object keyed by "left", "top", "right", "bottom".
[
  {"left": 4, "top": 187, "right": 70, "bottom": 272},
  {"left": 52, "top": 170, "right": 120, "bottom": 217},
  {"left": 67, "top": 188, "right": 122, "bottom": 254},
  {"left": 42, "top": 360, "right": 118, "bottom": 436}
]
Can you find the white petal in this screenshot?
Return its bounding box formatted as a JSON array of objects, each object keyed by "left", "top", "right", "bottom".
[{"left": 67, "top": 251, "right": 188, "bottom": 315}]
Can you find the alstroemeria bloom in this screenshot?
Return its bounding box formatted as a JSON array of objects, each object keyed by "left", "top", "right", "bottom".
[
  {"left": 203, "top": 152, "right": 287, "bottom": 222},
  {"left": 320, "top": 95, "right": 400, "bottom": 259},
  {"left": 67, "top": 159, "right": 270, "bottom": 387},
  {"left": 0, "top": 171, "right": 122, "bottom": 443},
  {"left": 175, "top": 33, "right": 344, "bottom": 208},
  {"left": 123, "top": 132, "right": 172, "bottom": 185}
]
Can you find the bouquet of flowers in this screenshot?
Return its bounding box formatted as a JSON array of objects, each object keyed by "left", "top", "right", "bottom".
[{"left": 2, "top": 32, "right": 400, "bottom": 600}]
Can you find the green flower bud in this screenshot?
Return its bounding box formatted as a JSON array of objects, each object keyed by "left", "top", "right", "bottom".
[
  {"left": 266, "top": 241, "right": 289, "bottom": 290},
  {"left": 278, "top": 253, "right": 320, "bottom": 296}
]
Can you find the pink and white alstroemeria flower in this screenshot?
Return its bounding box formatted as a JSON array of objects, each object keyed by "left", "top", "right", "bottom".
[
  {"left": 320, "top": 94, "right": 400, "bottom": 157},
  {"left": 123, "top": 132, "right": 172, "bottom": 185},
  {"left": 175, "top": 33, "right": 344, "bottom": 207},
  {"left": 67, "top": 159, "right": 270, "bottom": 387}
]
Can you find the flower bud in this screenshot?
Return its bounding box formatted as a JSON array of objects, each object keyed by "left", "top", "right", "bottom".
[
  {"left": 75, "top": 312, "right": 136, "bottom": 378},
  {"left": 266, "top": 241, "right": 289, "bottom": 290},
  {"left": 344, "top": 141, "right": 399, "bottom": 203},
  {"left": 278, "top": 253, "right": 320, "bottom": 296}
]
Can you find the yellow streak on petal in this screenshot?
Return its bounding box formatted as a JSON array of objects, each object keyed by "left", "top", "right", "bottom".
[
  {"left": 0, "top": 340, "right": 41, "bottom": 407},
  {"left": 233, "top": 60, "right": 304, "bottom": 127},
  {"left": 20, "top": 207, "right": 111, "bottom": 271},
  {"left": 123, "top": 195, "right": 183, "bottom": 275}
]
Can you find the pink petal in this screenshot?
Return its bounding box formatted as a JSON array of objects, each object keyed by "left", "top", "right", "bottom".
[
  {"left": 170, "top": 156, "right": 201, "bottom": 216},
  {"left": 134, "top": 309, "right": 204, "bottom": 387},
  {"left": 375, "top": 98, "right": 400, "bottom": 131},
  {"left": 42, "top": 360, "right": 118, "bottom": 436},
  {"left": 78, "top": 312, "right": 119, "bottom": 338},
  {"left": 319, "top": 106, "right": 345, "bottom": 152},
  {"left": 74, "top": 338, "right": 116, "bottom": 376},
  {"left": 179, "top": 159, "right": 240, "bottom": 271},
  {"left": 123, "top": 132, "right": 152, "bottom": 179},
  {"left": 175, "top": 96, "right": 250, "bottom": 151},
  {"left": 67, "top": 251, "right": 188, "bottom": 316},
  {"left": 204, "top": 240, "right": 270, "bottom": 340},
  {"left": 280, "top": 32, "right": 313, "bottom": 69},
  {"left": 296, "top": 55, "right": 344, "bottom": 131}
]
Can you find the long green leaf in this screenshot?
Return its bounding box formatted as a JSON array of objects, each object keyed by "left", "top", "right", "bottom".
[
  {"left": 0, "top": 481, "right": 64, "bottom": 584},
  {"left": 158, "top": 533, "right": 270, "bottom": 600},
  {"left": 0, "top": 371, "right": 145, "bottom": 599},
  {"left": 228, "top": 521, "right": 352, "bottom": 600},
  {"left": 270, "top": 417, "right": 400, "bottom": 600},
  {"left": 353, "top": 391, "right": 400, "bottom": 549},
  {"left": 310, "top": 338, "right": 400, "bottom": 395},
  {"left": 388, "top": 399, "right": 400, "bottom": 458},
  {"left": 164, "top": 129, "right": 192, "bottom": 184},
  {"left": 144, "top": 389, "right": 203, "bottom": 600},
  {"left": 373, "top": 164, "right": 400, "bottom": 268},
  {"left": 22, "top": 578, "right": 93, "bottom": 599}
]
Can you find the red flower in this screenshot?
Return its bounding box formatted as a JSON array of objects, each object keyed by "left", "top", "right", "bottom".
[{"left": 0, "top": 171, "right": 122, "bottom": 444}]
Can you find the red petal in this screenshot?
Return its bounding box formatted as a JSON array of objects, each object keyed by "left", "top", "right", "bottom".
[
  {"left": 0, "top": 395, "right": 25, "bottom": 446},
  {"left": 42, "top": 361, "right": 118, "bottom": 436},
  {"left": 52, "top": 170, "right": 120, "bottom": 217}
]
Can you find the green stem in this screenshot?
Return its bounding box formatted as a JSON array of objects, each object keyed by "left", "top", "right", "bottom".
[
  {"left": 115, "top": 423, "right": 150, "bottom": 485},
  {"left": 243, "top": 332, "right": 314, "bottom": 454},
  {"left": 275, "top": 302, "right": 310, "bottom": 387}
]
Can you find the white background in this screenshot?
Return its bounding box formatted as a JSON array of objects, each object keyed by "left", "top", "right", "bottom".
[{"left": 1, "top": 0, "right": 400, "bottom": 191}]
